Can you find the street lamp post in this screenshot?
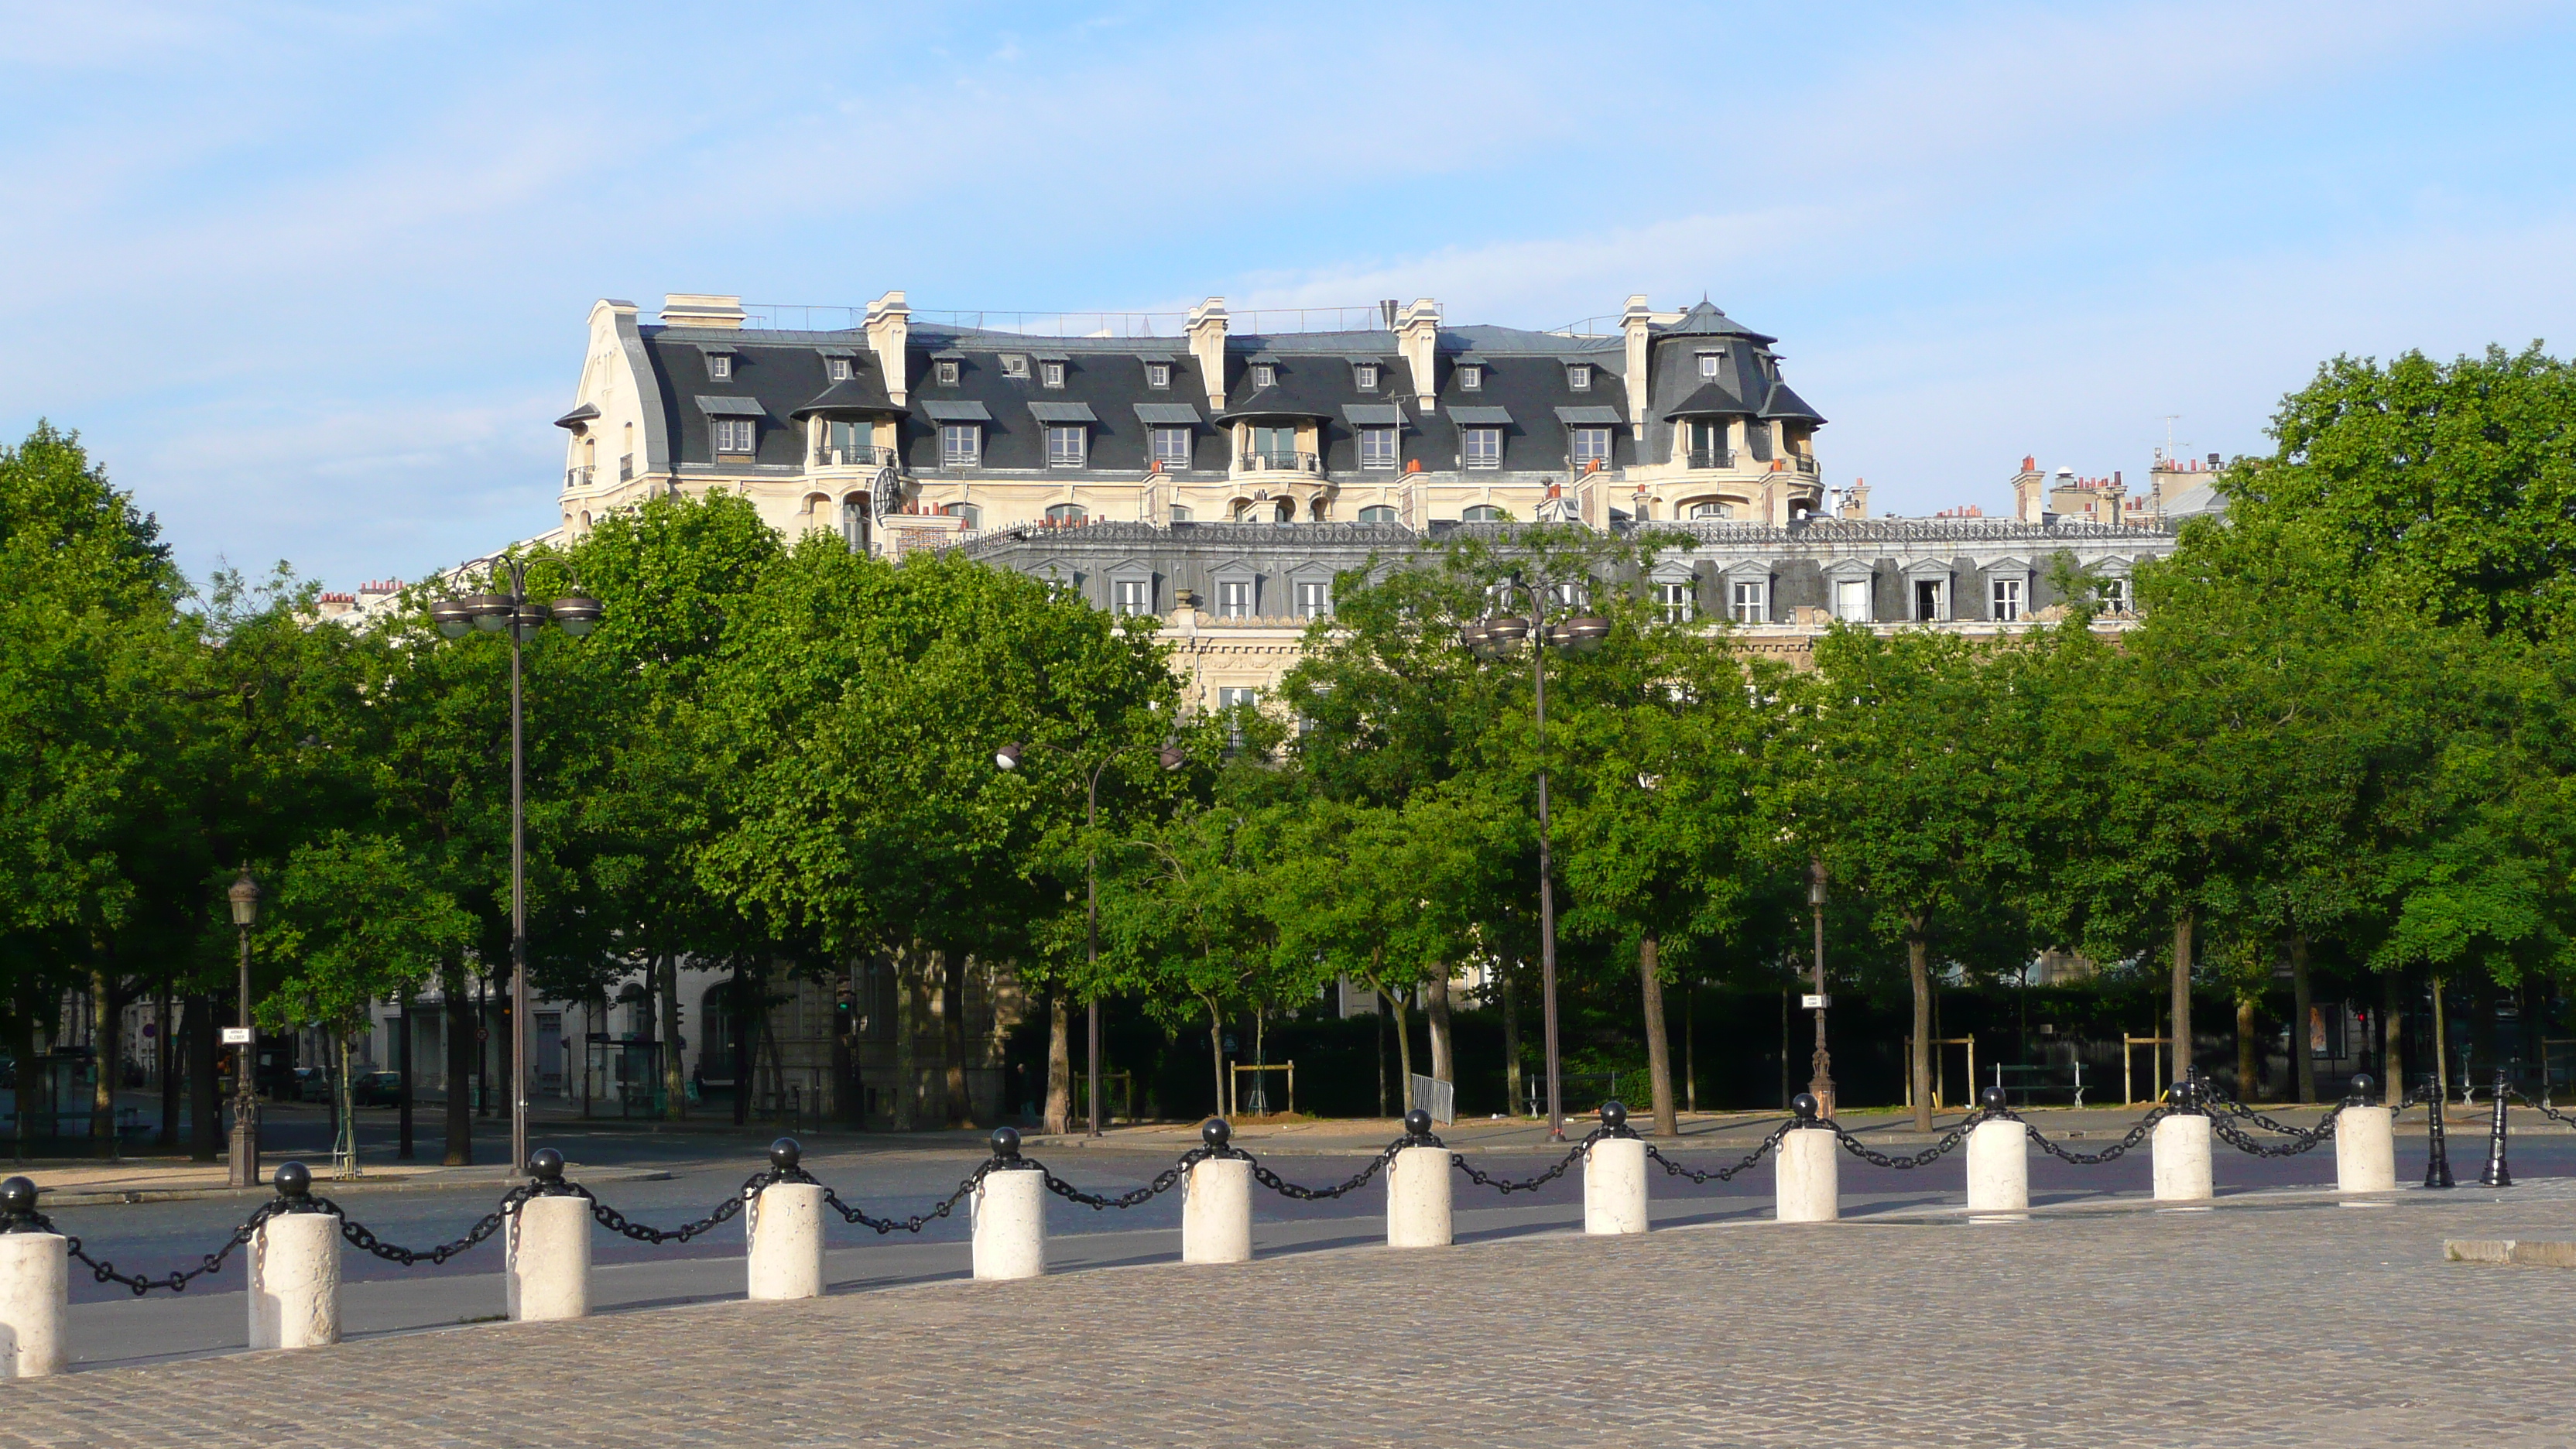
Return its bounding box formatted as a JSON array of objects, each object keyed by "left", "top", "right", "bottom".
[
  {"left": 1460, "top": 576, "right": 1609, "bottom": 1142},
  {"left": 996, "top": 737, "right": 1186, "bottom": 1138},
  {"left": 431, "top": 560, "right": 601, "bottom": 1177},
  {"left": 1807, "top": 858, "right": 1834, "bottom": 1119},
  {"left": 225, "top": 868, "right": 261, "bottom": 1188}
]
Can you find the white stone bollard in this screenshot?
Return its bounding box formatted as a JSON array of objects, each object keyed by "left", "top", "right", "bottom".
[
  {"left": 2337, "top": 1104, "right": 2397, "bottom": 1194},
  {"left": 1584, "top": 1135, "right": 1650, "bottom": 1235},
  {"left": 1182, "top": 1156, "right": 1254, "bottom": 1264},
  {"left": 1386, "top": 1145, "right": 1454, "bottom": 1248},
  {"left": 2153, "top": 1114, "right": 2215, "bottom": 1202},
  {"left": 1965, "top": 1118, "right": 2030, "bottom": 1214},
  {"left": 1, "top": 1180, "right": 68, "bottom": 1380},
  {"left": 972, "top": 1132, "right": 1047, "bottom": 1282},
  {"left": 248, "top": 1174, "right": 342, "bottom": 1351},
  {"left": 505, "top": 1194, "right": 593, "bottom": 1321},
  {"left": 747, "top": 1182, "right": 827, "bottom": 1301},
  {"left": 1776, "top": 1126, "right": 1840, "bottom": 1223}
]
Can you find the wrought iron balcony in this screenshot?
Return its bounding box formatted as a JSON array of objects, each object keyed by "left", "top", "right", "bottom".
[
  {"left": 565, "top": 465, "right": 594, "bottom": 488},
  {"left": 814, "top": 444, "right": 901, "bottom": 469},
  {"left": 1238, "top": 450, "right": 1323, "bottom": 475},
  {"left": 1686, "top": 447, "right": 1737, "bottom": 470}
]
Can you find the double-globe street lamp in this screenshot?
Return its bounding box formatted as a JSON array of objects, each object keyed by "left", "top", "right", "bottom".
[
  {"left": 430, "top": 560, "right": 602, "bottom": 1177},
  {"left": 995, "top": 736, "right": 1187, "bottom": 1138},
  {"left": 1458, "top": 577, "right": 1609, "bottom": 1142}
]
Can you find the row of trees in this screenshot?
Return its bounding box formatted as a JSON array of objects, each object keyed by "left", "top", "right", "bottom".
[{"left": 7, "top": 341, "right": 2574, "bottom": 1151}]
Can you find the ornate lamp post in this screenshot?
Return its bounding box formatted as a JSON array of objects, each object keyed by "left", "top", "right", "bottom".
[
  {"left": 430, "top": 560, "right": 602, "bottom": 1177},
  {"left": 1807, "top": 857, "right": 1834, "bottom": 1119},
  {"left": 225, "top": 868, "right": 261, "bottom": 1188},
  {"left": 996, "top": 736, "right": 1187, "bottom": 1137},
  {"left": 1459, "top": 575, "right": 1609, "bottom": 1142}
]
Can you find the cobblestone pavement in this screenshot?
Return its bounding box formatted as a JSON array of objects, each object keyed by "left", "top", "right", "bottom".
[{"left": 9, "top": 1181, "right": 2576, "bottom": 1447}]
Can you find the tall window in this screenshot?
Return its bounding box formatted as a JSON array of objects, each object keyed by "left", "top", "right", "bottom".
[
  {"left": 940, "top": 502, "right": 982, "bottom": 528},
  {"left": 1112, "top": 578, "right": 1149, "bottom": 615},
  {"left": 1218, "top": 687, "right": 1260, "bottom": 751},
  {"left": 2100, "top": 577, "right": 2129, "bottom": 614},
  {"left": 1461, "top": 427, "right": 1502, "bottom": 468},
  {"left": 1656, "top": 580, "right": 1694, "bottom": 623},
  {"left": 1355, "top": 363, "right": 1379, "bottom": 390},
  {"left": 1248, "top": 425, "right": 1297, "bottom": 468},
  {"left": 940, "top": 424, "right": 981, "bottom": 468},
  {"left": 1295, "top": 581, "right": 1331, "bottom": 618},
  {"left": 1146, "top": 361, "right": 1172, "bottom": 389},
  {"left": 826, "top": 357, "right": 852, "bottom": 381},
  {"left": 828, "top": 420, "right": 871, "bottom": 462},
  {"left": 841, "top": 498, "right": 868, "bottom": 553},
  {"left": 1359, "top": 426, "right": 1399, "bottom": 469},
  {"left": 1697, "top": 351, "right": 1719, "bottom": 379},
  {"left": 1689, "top": 420, "right": 1727, "bottom": 466},
  {"left": 1040, "top": 360, "right": 1065, "bottom": 388},
  {"left": 1044, "top": 503, "right": 1086, "bottom": 525},
  {"left": 713, "top": 418, "right": 755, "bottom": 453},
  {"left": 1571, "top": 427, "right": 1612, "bottom": 468},
  {"left": 1046, "top": 426, "right": 1087, "bottom": 468},
  {"left": 1356, "top": 505, "right": 1398, "bottom": 522},
  {"left": 1992, "top": 577, "right": 2023, "bottom": 622},
  {"left": 1730, "top": 578, "right": 1767, "bottom": 624},
  {"left": 1834, "top": 577, "right": 1871, "bottom": 622},
  {"left": 708, "top": 354, "right": 733, "bottom": 380},
  {"left": 1218, "top": 580, "right": 1251, "bottom": 618},
  {"left": 1150, "top": 427, "right": 1191, "bottom": 470},
  {"left": 1914, "top": 578, "right": 1944, "bottom": 622}
]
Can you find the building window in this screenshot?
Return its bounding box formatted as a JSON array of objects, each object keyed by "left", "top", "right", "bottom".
[
  {"left": 1355, "top": 363, "right": 1379, "bottom": 391},
  {"left": 1151, "top": 427, "right": 1192, "bottom": 470},
  {"left": 1729, "top": 579, "right": 1768, "bottom": 624},
  {"left": 1167, "top": 505, "right": 1193, "bottom": 522},
  {"left": 1656, "top": 581, "right": 1694, "bottom": 623},
  {"left": 1992, "top": 577, "right": 2023, "bottom": 622},
  {"left": 1697, "top": 351, "right": 1720, "bottom": 379},
  {"left": 826, "top": 357, "right": 852, "bottom": 381},
  {"left": 1295, "top": 581, "right": 1331, "bottom": 618},
  {"left": 1914, "top": 578, "right": 1945, "bottom": 622},
  {"left": 1458, "top": 365, "right": 1482, "bottom": 391},
  {"left": 1146, "top": 361, "right": 1172, "bottom": 389},
  {"left": 1356, "top": 505, "right": 1398, "bottom": 522},
  {"left": 1687, "top": 499, "right": 1732, "bottom": 519},
  {"left": 1568, "top": 365, "right": 1592, "bottom": 391},
  {"left": 1040, "top": 360, "right": 1065, "bottom": 388},
  {"left": 1001, "top": 355, "right": 1030, "bottom": 379},
  {"left": 940, "top": 502, "right": 983, "bottom": 528},
  {"left": 1218, "top": 580, "right": 1252, "bottom": 618},
  {"left": 1046, "top": 426, "right": 1088, "bottom": 468},
  {"left": 1112, "top": 578, "right": 1149, "bottom": 615},
  {"left": 708, "top": 355, "right": 733, "bottom": 380},
  {"left": 1044, "top": 503, "right": 1087, "bottom": 525},
  {"left": 2100, "top": 577, "right": 2129, "bottom": 614},
  {"left": 712, "top": 418, "right": 755, "bottom": 454},
  {"left": 1250, "top": 363, "right": 1276, "bottom": 388},
  {"left": 1218, "top": 686, "right": 1260, "bottom": 750},
  {"left": 1360, "top": 426, "right": 1399, "bottom": 470},
  {"left": 936, "top": 359, "right": 961, "bottom": 385},
  {"left": 1246, "top": 424, "right": 1298, "bottom": 470},
  {"left": 1461, "top": 427, "right": 1502, "bottom": 469},
  {"left": 1460, "top": 505, "right": 1503, "bottom": 522},
  {"left": 1571, "top": 427, "right": 1612, "bottom": 469},
  {"left": 940, "top": 424, "right": 981, "bottom": 468},
  {"left": 1834, "top": 577, "right": 1871, "bottom": 622}
]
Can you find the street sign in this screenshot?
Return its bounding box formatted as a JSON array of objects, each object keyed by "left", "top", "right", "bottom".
[
  {"left": 1800, "top": 994, "right": 1831, "bottom": 1011},
  {"left": 221, "top": 1027, "right": 254, "bottom": 1045}
]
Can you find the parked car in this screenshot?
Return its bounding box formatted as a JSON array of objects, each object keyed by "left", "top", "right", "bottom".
[
  {"left": 351, "top": 1070, "right": 403, "bottom": 1108},
  {"left": 286, "top": 1066, "right": 328, "bottom": 1102}
]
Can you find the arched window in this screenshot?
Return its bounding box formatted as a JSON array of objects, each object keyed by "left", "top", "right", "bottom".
[
  {"left": 1687, "top": 499, "right": 1734, "bottom": 519},
  {"left": 1356, "top": 505, "right": 1398, "bottom": 523},
  {"left": 1460, "top": 505, "right": 1503, "bottom": 522},
  {"left": 941, "top": 502, "right": 983, "bottom": 529},
  {"left": 1044, "top": 503, "right": 1087, "bottom": 525}
]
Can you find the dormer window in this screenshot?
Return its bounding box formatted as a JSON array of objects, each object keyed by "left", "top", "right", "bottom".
[
  {"left": 1251, "top": 363, "right": 1276, "bottom": 388},
  {"left": 707, "top": 355, "right": 733, "bottom": 380},
  {"left": 1355, "top": 363, "right": 1379, "bottom": 391},
  {"left": 936, "top": 359, "right": 960, "bottom": 385},
  {"left": 1040, "top": 359, "right": 1066, "bottom": 388},
  {"left": 1001, "top": 355, "right": 1029, "bottom": 379},
  {"left": 1567, "top": 364, "right": 1592, "bottom": 391},
  {"left": 1146, "top": 361, "right": 1172, "bottom": 389},
  {"left": 1458, "top": 365, "right": 1483, "bottom": 391},
  {"left": 826, "top": 358, "right": 852, "bottom": 382},
  {"left": 1697, "top": 351, "right": 1721, "bottom": 379}
]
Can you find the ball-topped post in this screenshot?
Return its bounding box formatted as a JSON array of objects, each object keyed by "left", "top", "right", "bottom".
[
  {"left": 1791, "top": 1092, "right": 1821, "bottom": 1123},
  {"left": 0, "top": 1174, "right": 65, "bottom": 1375},
  {"left": 526, "top": 1147, "right": 566, "bottom": 1187},
  {"left": 272, "top": 1160, "right": 313, "bottom": 1201},
  {"left": 1201, "top": 1118, "right": 1233, "bottom": 1154},
  {"left": 2347, "top": 1073, "right": 2377, "bottom": 1108},
  {"left": 989, "top": 1125, "right": 1023, "bottom": 1163},
  {"left": 0, "top": 1176, "right": 36, "bottom": 1228},
  {"left": 1599, "top": 1100, "right": 1630, "bottom": 1135},
  {"left": 1403, "top": 1107, "right": 1436, "bottom": 1143},
  {"left": 1183, "top": 1119, "right": 1253, "bottom": 1265},
  {"left": 2335, "top": 1074, "right": 2396, "bottom": 1193},
  {"left": 769, "top": 1137, "right": 803, "bottom": 1173},
  {"left": 1978, "top": 1084, "right": 2008, "bottom": 1115}
]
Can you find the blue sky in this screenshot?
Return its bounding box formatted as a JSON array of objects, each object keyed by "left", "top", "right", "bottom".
[{"left": 6, "top": 1, "right": 2574, "bottom": 588}]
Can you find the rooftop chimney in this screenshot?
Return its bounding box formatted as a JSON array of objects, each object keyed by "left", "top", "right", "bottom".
[
  {"left": 660, "top": 293, "right": 746, "bottom": 329},
  {"left": 1187, "top": 299, "right": 1229, "bottom": 410},
  {"left": 864, "top": 290, "right": 910, "bottom": 405},
  {"left": 1397, "top": 299, "right": 1443, "bottom": 411}
]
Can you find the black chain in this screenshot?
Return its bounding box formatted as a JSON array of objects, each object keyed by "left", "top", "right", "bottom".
[
  {"left": 1643, "top": 1120, "right": 1798, "bottom": 1184},
  {"left": 822, "top": 1162, "right": 995, "bottom": 1235},
  {"left": 2023, "top": 1105, "right": 2171, "bottom": 1165},
  {"left": 307, "top": 1187, "right": 535, "bottom": 1266},
  {"left": 2203, "top": 1091, "right": 2347, "bottom": 1143},
  {"left": 577, "top": 1166, "right": 779, "bottom": 1245},
  {"left": 1243, "top": 1141, "right": 1406, "bottom": 1201},
  {"left": 1828, "top": 1115, "right": 1984, "bottom": 1170},
  {"left": 1034, "top": 1149, "right": 1214, "bottom": 1211},
  {"left": 2507, "top": 1088, "right": 2576, "bottom": 1130},
  {"left": 1450, "top": 1132, "right": 1598, "bottom": 1194},
  {"left": 2206, "top": 1112, "right": 2334, "bottom": 1159},
  {"left": 43, "top": 1203, "right": 279, "bottom": 1297}
]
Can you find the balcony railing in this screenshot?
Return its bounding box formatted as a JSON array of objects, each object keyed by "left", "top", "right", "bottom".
[
  {"left": 566, "top": 465, "right": 594, "bottom": 489},
  {"left": 814, "top": 445, "right": 901, "bottom": 468},
  {"left": 1791, "top": 455, "right": 1820, "bottom": 476},
  {"left": 1687, "top": 447, "right": 1738, "bottom": 470},
  {"left": 1238, "top": 451, "right": 1323, "bottom": 475}
]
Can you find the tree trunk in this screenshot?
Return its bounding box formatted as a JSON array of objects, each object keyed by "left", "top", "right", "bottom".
[
  {"left": 156, "top": 983, "right": 177, "bottom": 1149},
  {"left": 1424, "top": 971, "right": 1454, "bottom": 1084},
  {"left": 1043, "top": 995, "right": 1072, "bottom": 1134},
  {"left": 2235, "top": 992, "right": 2259, "bottom": 1101},
  {"left": 1639, "top": 935, "right": 1677, "bottom": 1137},
  {"left": 940, "top": 951, "right": 971, "bottom": 1129},
  {"left": 1500, "top": 966, "right": 1523, "bottom": 1118},
  {"left": 186, "top": 994, "right": 218, "bottom": 1162},
  {"left": 2170, "top": 913, "right": 2195, "bottom": 1089},
  {"left": 443, "top": 971, "right": 474, "bottom": 1166},
  {"left": 91, "top": 969, "right": 120, "bottom": 1157},
  {"left": 2381, "top": 973, "right": 2404, "bottom": 1099},
  {"left": 2289, "top": 935, "right": 2316, "bottom": 1104},
  {"left": 1908, "top": 930, "right": 1934, "bottom": 1132},
  {"left": 1207, "top": 1001, "right": 1226, "bottom": 1118},
  {"left": 1386, "top": 987, "right": 1415, "bottom": 1115},
  {"left": 659, "top": 954, "right": 686, "bottom": 1120}
]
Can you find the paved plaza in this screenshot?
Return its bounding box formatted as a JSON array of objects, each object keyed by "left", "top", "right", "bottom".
[{"left": 5, "top": 1177, "right": 2574, "bottom": 1447}]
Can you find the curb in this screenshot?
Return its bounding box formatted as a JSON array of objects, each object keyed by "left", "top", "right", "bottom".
[{"left": 36, "top": 1165, "right": 673, "bottom": 1209}]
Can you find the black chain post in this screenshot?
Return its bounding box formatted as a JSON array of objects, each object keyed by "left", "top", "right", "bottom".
[
  {"left": 0, "top": 1176, "right": 39, "bottom": 1234},
  {"left": 2424, "top": 1075, "right": 2456, "bottom": 1189},
  {"left": 1201, "top": 1118, "right": 1238, "bottom": 1158},
  {"left": 2482, "top": 1067, "right": 2514, "bottom": 1188},
  {"left": 2346, "top": 1073, "right": 2376, "bottom": 1108},
  {"left": 272, "top": 1160, "right": 325, "bottom": 1214},
  {"left": 526, "top": 1147, "right": 579, "bottom": 1197},
  {"left": 1599, "top": 1101, "right": 1638, "bottom": 1139},
  {"left": 1399, "top": 1108, "right": 1444, "bottom": 1149}
]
